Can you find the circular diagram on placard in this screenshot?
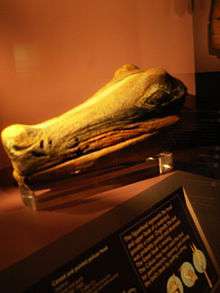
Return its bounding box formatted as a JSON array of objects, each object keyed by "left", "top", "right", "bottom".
[
  {"left": 180, "top": 262, "right": 198, "bottom": 287},
  {"left": 167, "top": 274, "right": 184, "bottom": 293},
  {"left": 193, "top": 249, "right": 207, "bottom": 273}
]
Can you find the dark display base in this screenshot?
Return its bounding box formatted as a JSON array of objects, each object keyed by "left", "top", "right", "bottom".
[
  {"left": 0, "top": 171, "right": 220, "bottom": 292},
  {"left": 31, "top": 188, "right": 219, "bottom": 292}
]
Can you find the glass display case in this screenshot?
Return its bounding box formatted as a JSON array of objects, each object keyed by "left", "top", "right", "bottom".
[{"left": 0, "top": 1, "right": 220, "bottom": 292}]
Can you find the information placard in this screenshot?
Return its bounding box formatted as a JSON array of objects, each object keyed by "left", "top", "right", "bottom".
[{"left": 30, "top": 188, "right": 219, "bottom": 292}]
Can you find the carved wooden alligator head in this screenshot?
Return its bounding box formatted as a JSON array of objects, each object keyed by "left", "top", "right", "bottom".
[{"left": 1, "top": 64, "right": 187, "bottom": 186}]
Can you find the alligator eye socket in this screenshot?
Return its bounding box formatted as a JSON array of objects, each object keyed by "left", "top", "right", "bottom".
[{"left": 148, "top": 90, "right": 171, "bottom": 105}]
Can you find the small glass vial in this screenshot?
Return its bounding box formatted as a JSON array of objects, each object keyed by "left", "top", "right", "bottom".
[{"left": 158, "top": 152, "right": 174, "bottom": 174}]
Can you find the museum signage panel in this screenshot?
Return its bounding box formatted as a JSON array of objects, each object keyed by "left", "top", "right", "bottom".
[{"left": 30, "top": 188, "right": 219, "bottom": 292}]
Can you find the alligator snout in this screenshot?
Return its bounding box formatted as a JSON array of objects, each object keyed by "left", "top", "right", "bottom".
[{"left": 2, "top": 125, "right": 38, "bottom": 154}]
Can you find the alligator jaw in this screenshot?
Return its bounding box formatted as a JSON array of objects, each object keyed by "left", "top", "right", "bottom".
[{"left": 26, "top": 115, "right": 179, "bottom": 186}]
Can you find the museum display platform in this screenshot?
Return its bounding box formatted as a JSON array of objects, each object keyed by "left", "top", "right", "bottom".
[{"left": 0, "top": 170, "right": 220, "bottom": 292}]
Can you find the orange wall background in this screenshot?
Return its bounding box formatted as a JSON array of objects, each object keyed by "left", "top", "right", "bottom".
[{"left": 0, "top": 0, "right": 195, "bottom": 169}]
